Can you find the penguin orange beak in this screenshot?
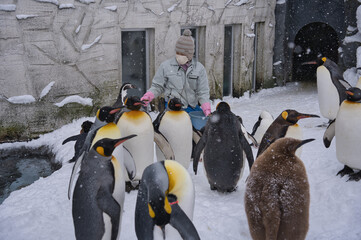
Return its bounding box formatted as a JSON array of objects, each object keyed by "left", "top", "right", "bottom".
[
  {"left": 301, "top": 61, "right": 318, "bottom": 65},
  {"left": 175, "top": 103, "right": 183, "bottom": 107},
  {"left": 114, "top": 134, "right": 137, "bottom": 147},
  {"left": 297, "top": 113, "right": 320, "bottom": 120},
  {"left": 346, "top": 90, "right": 354, "bottom": 96},
  {"left": 109, "top": 108, "right": 121, "bottom": 114},
  {"left": 134, "top": 101, "right": 145, "bottom": 106}
]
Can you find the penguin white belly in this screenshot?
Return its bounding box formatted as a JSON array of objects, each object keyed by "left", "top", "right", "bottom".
[
  {"left": 161, "top": 160, "right": 195, "bottom": 240},
  {"left": 253, "top": 119, "right": 273, "bottom": 144},
  {"left": 335, "top": 102, "right": 361, "bottom": 170},
  {"left": 158, "top": 112, "right": 193, "bottom": 169},
  {"left": 285, "top": 124, "right": 303, "bottom": 157},
  {"left": 317, "top": 66, "right": 340, "bottom": 120},
  {"left": 117, "top": 111, "right": 154, "bottom": 180}
]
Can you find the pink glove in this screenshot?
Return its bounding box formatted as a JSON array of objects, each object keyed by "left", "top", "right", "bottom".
[
  {"left": 140, "top": 91, "right": 155, "bottom": 106},
  {"left": 201, "top": 102, "right": 211, "bottom": 116}
]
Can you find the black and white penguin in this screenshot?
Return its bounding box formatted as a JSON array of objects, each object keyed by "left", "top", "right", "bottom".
[
  {"left": 251, "top": 110, "right": 274, "bottom": 145},
  {"left": 68, "top": 106, "right": 122, "bottom": 199},
  {"left": 112, "top": 82, "right": 137, "bottom": 107},
  {"left": 153, "top": 98, "right": 193, "bottom": 169},
  {"left": 72, "top": 135, "right": 136, "bottom": 240},
  {"left": 193, "top": 102, "right": 254, "bottom": 192},
  {"left": 256, "top": 109, "right": 319, "bottom": 158},
  {"left": 62, "top": 120, "right": 93, "bottom": 163},
  {"left": 305, "top": 57, "right": 351, "bottom": 121},
  {"left": 116, "top": 96, "right": 154, "bottom": 187},
  {"left": 135, "top": 160, "right": 199, "bottom": 240},
  {"left": 323, "top": 86, "right": 361, "bottom": 181},
  {"left": 245, "top": 137, "right": 313, "bottom": 240}
]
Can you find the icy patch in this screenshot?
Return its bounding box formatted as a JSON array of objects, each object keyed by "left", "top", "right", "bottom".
[
  {"left": 39, "top": 81, "right": 55, "bottom": 100},
  {"left": 54, "top": 95, "right": 93, "bottom": 107},
  {"left": 16, "top": 15, "right": 38, "bottom": 20},
  {"left": 277, "top": 0, "right": 286, "bottom": 4},
  {"left": 78, "top": 0, "right": 95, "bottom": 4},
  {"left": 344, "top": 32, "right": 361, "bottom": 44},
  {"left": 225, "top": 0, "right": 232, "bottom": 7},
  {"left": 81, "top": 35, "right": 102, "bottom": 51},
  {"left": 104, "top": 6, "right": 117, "bottom": 11},
  {"left": 59, "top": 4, "right": 75, "bottom": 9},
  {"left": 234, "top": 0, "right": 248, "bottom": 6},
  {"left": 167, "top": 1, "right": 180, "bottom": 12},
  {"left": 75, "top": 25, "right": 81, "bottom": 34},
  {"left": 246, "top": 33, "right": 255, "bottom": 38},
  {"left": 273, "top": 61, "right": 282, "bottom": 66},
  {"left": 7, "top": 95, "right": 36, "bottom": 104},
  {"left": 0, "top": 4, "right": 16, "bottom": 11},
  {"left": 34, "top": 0, "right": 59, "bottom": 5}
]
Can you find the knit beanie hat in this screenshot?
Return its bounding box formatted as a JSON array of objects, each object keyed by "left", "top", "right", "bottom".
[{"left": 175, "top": 29, "right": 195, "bottom": 60}]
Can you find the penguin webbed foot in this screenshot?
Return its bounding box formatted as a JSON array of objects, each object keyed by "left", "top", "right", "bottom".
[
  {"left": 336, "top": 165, "right": 354, "bottom": 177},
  {"left": 347, "top": 171, "right": 361, "bottom": 182}
]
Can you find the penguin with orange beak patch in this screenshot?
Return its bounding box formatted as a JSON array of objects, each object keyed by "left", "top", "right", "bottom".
[
  {"left": 72, "top": 135, "right": 137, "bottom": 240},
  {"left": 153, "top": 97, "right": 192, "bottom": 169},
  {"left": 116, "top": 96, "right": 155, "bottom": 190},
  {"left": 257, "top": 109, "right": 319, "bottom": 158},
  {"left": 135, "top": 160, "right": 199, "bottom": 240},
  {"left": 324, "top": 86, "right": 361, "bottom": 181}
]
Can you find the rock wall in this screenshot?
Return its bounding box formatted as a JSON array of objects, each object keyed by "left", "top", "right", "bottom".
[{"left": 0, "top": 0, "right": 276, "bottom": 140}]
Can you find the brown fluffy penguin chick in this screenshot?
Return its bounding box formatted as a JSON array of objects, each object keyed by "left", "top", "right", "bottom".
[{"left": 245, "top": 137, "right": 314, "bottom": 240}]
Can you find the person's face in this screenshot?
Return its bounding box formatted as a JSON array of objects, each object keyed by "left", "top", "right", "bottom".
[{"left": 175, "top": 52, "right": 189, "bottom": 65}]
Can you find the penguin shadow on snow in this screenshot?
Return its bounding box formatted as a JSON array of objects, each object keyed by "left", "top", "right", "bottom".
[
  {"left": 245, "top": 137, "right": 314, "bottom": 240},
  {"left": 193, "top": 102, "right": 255, "bottom": 193}
]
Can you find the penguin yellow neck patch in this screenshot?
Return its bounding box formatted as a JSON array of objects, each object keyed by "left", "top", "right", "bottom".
[
  {"left": 123, "top": 111, "right": 144, "bottom": 119},
  {"left": 282, "top": 111, "right": 288, "bottom": 120},
  {"left": 148, "top": 204, "right": 155, "bottom": 218}
]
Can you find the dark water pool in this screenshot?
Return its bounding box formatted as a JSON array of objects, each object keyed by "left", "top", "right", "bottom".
[{"left": 0, "top": 147, "right": 61, "bottom": 204}]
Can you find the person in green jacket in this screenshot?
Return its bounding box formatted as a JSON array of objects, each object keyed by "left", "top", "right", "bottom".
[{"left": 141, "top": 29, "right": 211, "bottom": 116}]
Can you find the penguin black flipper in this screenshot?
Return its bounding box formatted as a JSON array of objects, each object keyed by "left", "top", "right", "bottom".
[
  {"left": 62, "top": 134, "right": 82, "bottom": 145},
  {"left": 135, "top": 181, "right": 155, "bottom": 240},
  {"left": 123, "top": 146, "right": 137, "bottom": 180},
  {"left": 323, "top": 119, "right": 336, "bottom": 148},
  {"left": 193, "top": 129, "right": 208, "bottom": 175},
  {"left": 191, "top": 127, "right": 202, "bottom": 159},
  {"left": 168, "top": 195, "right": 200, "bottom": 240},
  {"left": 238, "top": 116, "right": 258, "bottom": 147},
  {"left": 96, "top": 186, "right": 121, "bottom": 240},
  {"left": 152, "top": 110, "right": 166, "bottom": 133},
  {"left": 239, "top": 131, "right": 254, "bottom": 170}
]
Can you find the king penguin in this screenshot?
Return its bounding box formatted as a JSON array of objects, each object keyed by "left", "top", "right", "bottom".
[
  {"left": 193, "top": 102, "right": 254, "bottom": 192},
  {"left": 153, "top": 97, "right": 193, "bottom": 169},
  {"left": 245, "top": 137, "right": 313, "bottom": 240},
  {"left": 305, "top": 57, "right": 351, "bottom": 121},
  {"left": 256, "top": 109, "right": 319, "bottom": 158},
  {"left": 68, "top": 106, "right": 122, "bottom": 199},
  {"left": 250, "top": 110, "right": 274, "bottom": 145},
  {"left": 135, "top": 160, "right": 200, "bottom": 240},
  {"left": 323, "top": 86, "right": 361, "bottom": 181},
  {"left": 116, "top": 96, "right": 154, "bottom": 188},
  {"left": 112, "top": 82, "right": 137, "bottom": 108},
  {"left": 72, "top": 135, "right": 136, "bottom": 240}
]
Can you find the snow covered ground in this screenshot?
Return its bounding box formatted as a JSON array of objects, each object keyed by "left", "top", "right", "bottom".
[{"left": 0, "top": 81, "right": 361, "bottom": 240}]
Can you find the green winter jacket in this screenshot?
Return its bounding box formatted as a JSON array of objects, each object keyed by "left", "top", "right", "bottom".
[{"left": 148, "top": 57, "right": 210, "bottom": 108}]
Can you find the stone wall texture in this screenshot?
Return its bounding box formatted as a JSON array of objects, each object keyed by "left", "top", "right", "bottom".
[{"left": 0, "top": 0, "right": 276, "bottom": 140}]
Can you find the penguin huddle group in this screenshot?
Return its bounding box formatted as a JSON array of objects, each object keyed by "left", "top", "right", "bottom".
[{"left": 62, "top": 56, "right": 361, "bottom": 240}]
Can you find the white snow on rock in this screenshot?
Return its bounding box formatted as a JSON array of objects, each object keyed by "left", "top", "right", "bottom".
[
  {"left": 54, "top": 95, "right": 93, "bottom": 107},
  {"left": 81, "top": 35, "right": 102, "bottom": 51},
  {"left": 0, "top": 4, "right": 16, "bottom": 12},
  {"left": 7, "top": 95, "right": 36, "bottom": 104},
  {"left": 39, "top": 81, "right": 55, "bottom": 100}
]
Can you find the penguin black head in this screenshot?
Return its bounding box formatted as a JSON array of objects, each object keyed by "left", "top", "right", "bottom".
[
  {"left": 346, "top": 87, "right": 361, "bottom": 102},
  {"left": 96, "top": 106, "right": 122, "bottom": 123},
  {"left": 216, "top": 102, "right": 231, "bottom": 112},
  {"left": 280, "top": 109, "right": 320, "bottom": 125},
  {"left": 124, "top": 96, "right": 145, "bottom": 110},
  {"left": 81, "top": 120, "right": 93, "bottom": 134},
  {"left": 93, "top": 135, "right": 137, "bottom": 157},
  {"left": 168, "top": 97, "right": 184, "bottom": 111},
  {"left": 114, "top": 83, "right": 137, "bottom": 107}
]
